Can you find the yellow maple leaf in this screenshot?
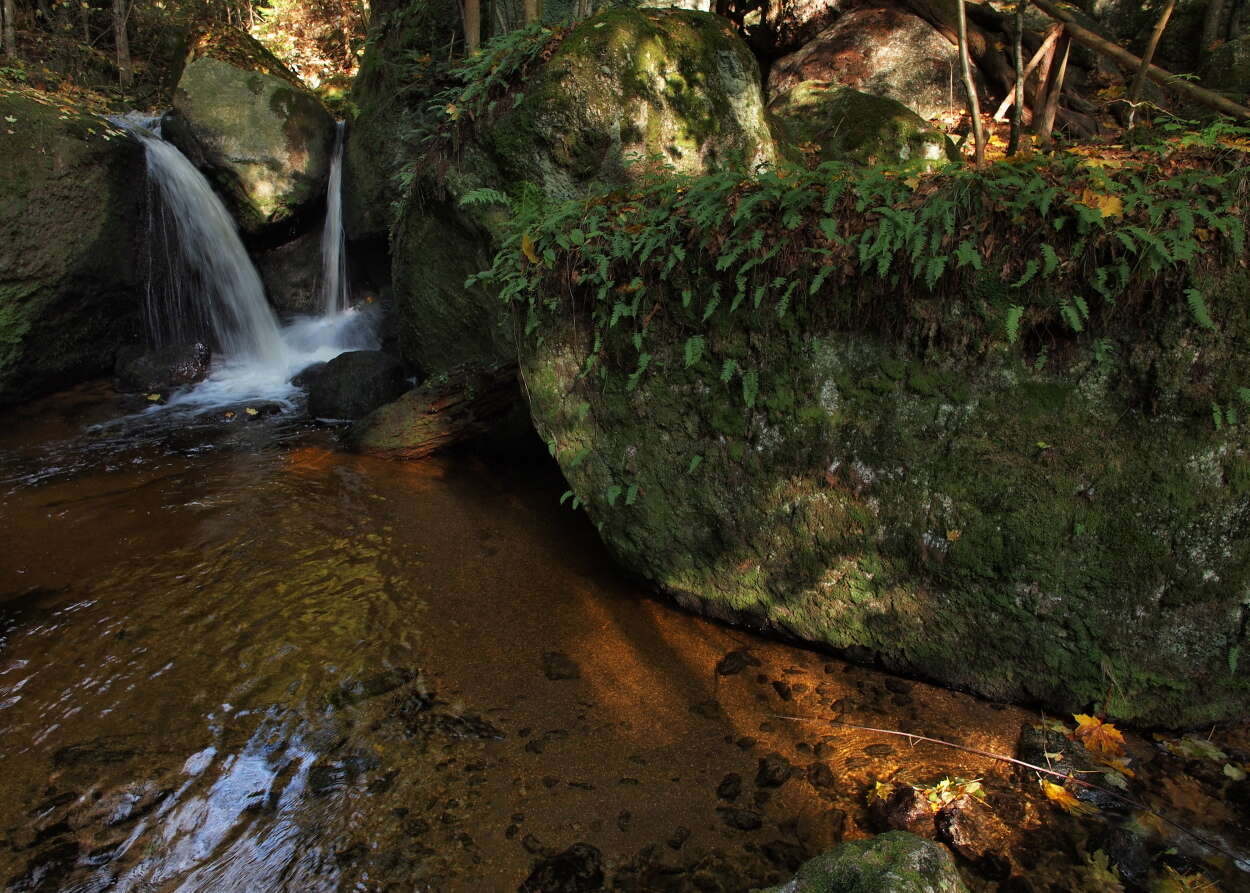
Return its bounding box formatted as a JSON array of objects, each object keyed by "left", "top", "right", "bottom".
[
  {"left": 1073, "top": 714, "right": 1126, "bottom": 758},
  {"left": 521, "top": 233, "right": 540, "bottom": 264},
  {"left": 1041, "top": 778, "right": 1099, "bottom": 816},
  {"left": 1079, "top": 189, "right": 1124, "bottom": 218}
]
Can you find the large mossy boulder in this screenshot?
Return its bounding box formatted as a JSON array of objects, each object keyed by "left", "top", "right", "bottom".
[
  {"left": 521, "top": 262, "right": 1250, "bottom": 727},
  {"left": 769, "top": 82, "right": 952, "bottom": 165},
  {"left": 766, "top": 7, "right": 974, "bottom": 119},
  {"left": 0, "top": 90, "right": 146, "bottom": 406},
  {"left": 167, "top": 47, "right": 335, "bottom": 239},
  {"left": 758, "top": 832, "right": 968, "bottom": 893},
  {"left": 392, "top": 7, "right": 776, "bottom": 378},
  {"left": 1200, "top": 34, "right": 1250, "bottom": 101}
]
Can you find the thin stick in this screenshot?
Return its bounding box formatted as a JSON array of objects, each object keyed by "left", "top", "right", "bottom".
[
  {"left": 994, "top": 23, "right": 1061, "bottom": 121},
  {"left": 956, "top": 0, "right": 985, "bottom": 165},
  {"left": 1128, "top": 0, "right": 1176, "bottom": 127},
  {"left": 774, "top": 714, "right": 1247, "bottom": 866},
  {"left": 1007, "top": 0, "right": 1027, "bottom": 153}
]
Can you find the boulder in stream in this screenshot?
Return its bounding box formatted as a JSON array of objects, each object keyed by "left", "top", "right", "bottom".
[
  {"left": 114, "top": 343, "right": 211, "bottom": 392},
  {"left": 307, "top": 350, "right": 409, "bottom": 420}
]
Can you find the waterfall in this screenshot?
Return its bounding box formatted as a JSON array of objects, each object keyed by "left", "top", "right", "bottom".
[
  {"left": 319, "top": 121, "right": 348, "bottom": 316},
  {"left": 124, "top": 118, "right": 285, "bottom": 367}
]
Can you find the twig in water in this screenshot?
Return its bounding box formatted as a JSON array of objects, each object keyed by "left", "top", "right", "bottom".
[{"left": 774, "top": 713, "right": 1248, "bottom": 868}]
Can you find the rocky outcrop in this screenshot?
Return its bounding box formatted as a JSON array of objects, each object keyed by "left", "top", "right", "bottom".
[
  {"left": 0, "top": 90, "right": 146, "bottom": 406},
  {"left": 767, "top": 7, "right": 973, "bottom": 120},
  {"left": 392, "top": 7, "right": 777, "bottom": 378},
  {"left": 520, "top": 254, "right": 1250, "bottom": 726},
  {"left": 769, "top": 82, "right": 952, "bottom": 165},
  {"left": 758, "top": 832, "right": 968, "bottom": 893},
  {"left": 255, "top": 229, "right": 322, "bottom": 313},
  {"left": 166, "top": 45, "right": 335, "bottom": 240}
]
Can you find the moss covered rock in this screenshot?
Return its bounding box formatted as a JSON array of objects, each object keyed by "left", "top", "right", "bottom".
[
  {"left": 0, "top": 90, "right": 146, "bottom": 406},
  {"left": 757, "top": 832, "right": 968, "bottom": 893},
  {"left": 521, "top": 263, "right": 1250, "bottom": 727},
  {"left": 769, "top": 81, "right": 953, "bottom": 165},
  {"left": 392, "top": 7, "right": 776, "bottom": 377},
  {"left": 1200, "top": 34, "right": 1250, "bottom": 101},
  {"left": 167, "top": 55, "right": 335, "bottom": 238}
]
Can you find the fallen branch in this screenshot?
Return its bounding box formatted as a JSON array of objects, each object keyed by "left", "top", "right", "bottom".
[
  {"left": 774, "top": 713, "right": 1248, "bottom": 866},
  {"left": 995, "top": 23, "right": 1062, "bottom": 121},
  {"left": 1031, "top": 0, "right": 1250, "bottom": 120}
]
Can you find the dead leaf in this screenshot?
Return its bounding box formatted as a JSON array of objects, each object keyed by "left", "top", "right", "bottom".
[
  {"left": 1078, "top": 189, "right": 1124, "bottom": 218},
  {"left": 521, "top": 233, "right": 540, "bottom": 264},
  {"left": 1073, "top": 714, "right": 1126, "bottom": 758},
  {"left": 1041, "top": 778, "right": 1099, "bottom": 816}
]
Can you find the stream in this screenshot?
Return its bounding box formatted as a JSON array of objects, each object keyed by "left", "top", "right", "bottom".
[{"left": 1, "top": 383, "right": 1247, "bottom": 892}]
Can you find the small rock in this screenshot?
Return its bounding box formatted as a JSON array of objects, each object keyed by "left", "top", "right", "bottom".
[
  {"left": 521, "top": 833, "right": 548, "bottom": 855},
  {"left": 542, "top": 651, "right": 581, "bottom": 681},
  {"left": 884, "top": 678, "right": 912, "bottom": 694},
  {"left": 716, "top": 649, "right": 761, "bottom": 675},
  {"left": 520, "top": 842, "right": 604, "bottom": 892},
  {"left": 869, "top": 785, "right": 934, "bottom": 837},
  {"left": 864, "top": 743, "right": 893, "bottom": 757},
  {"left": 716, "top": 773, "right": 743, "bottom": 801},
  {"left": 763, "top": 839, "right": 807, "bottom": 872},
  {"left": 737, "top": 737, "right": 757, "bottom": 750},
  {"left": 690, "top": 700, "right": 724, "bottom": 719},
  {"left": 756, "top": 753, "right": 794, "bottom": 788},
  {"left": 667, "top": 826, "right": 691, "bottom": 850},
  {"left": 717, "top": 807, "right": 763, "bottom": 831},
  {"left": 806, "top": 763, "right": 836, "bottom": 790},
  {"left": 771, "top": 681, "right": 793, "bottom": 701},
  {"left": 616, "top": 810, "right": 631, "bottom": 832}
]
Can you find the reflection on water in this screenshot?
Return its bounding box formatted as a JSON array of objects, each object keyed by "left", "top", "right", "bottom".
[{"left": 1, "top": 386, "right": 1246, "bottom": 892}]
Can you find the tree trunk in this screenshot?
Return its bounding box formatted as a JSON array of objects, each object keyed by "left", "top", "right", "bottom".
[
  {"left": 113, "top": 0, "right": 132, "bottom": 89},
  {"left": 2, "top": 0, "right": 17, "bottom": 59},
  {"left": 956, "top": 0, "right": 985, "bottom": 164},
  {"left": 523, "top": 0, "right": 540, "bottom": 25},
  {"left": 1031, "top": 0, "right": 1250, "bottom": 119},
  {"left": 463, "top": 0, "right": 480, "bottom": 53},
  {"left": 80, "top": 0, "right": 91, "bottom": 43},
  {"left": 1201, "top": 0, "right": 1226, "bottom": 49},
  {"left": 904, "top": 0, "right": 1017, "bottom": 93},
  {"left": 1036, "top": 34, "right": 1070, "bottom": 146},
  {"left": 1128, "top": 0, "right": 1176, "bottom": 118},
  {"left": 994, "top": 22, "right": 1061, "bottom": 121},
  {"left": 1007, "top": 0, "right": 1027, "bottom": 154}
]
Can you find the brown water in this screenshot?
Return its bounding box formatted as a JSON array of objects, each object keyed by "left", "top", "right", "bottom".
[{"left": 1, "top": 384, "right": 1247, "bottom": 892}]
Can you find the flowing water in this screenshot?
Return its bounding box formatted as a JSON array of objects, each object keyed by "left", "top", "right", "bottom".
[
  {"left": 319, "top": 122, "right": 348, "bottom": 317},
  {"left": 1, "top": 388, "right": 1247, "bottom": 893}
]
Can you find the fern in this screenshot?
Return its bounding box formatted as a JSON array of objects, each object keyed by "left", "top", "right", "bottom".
[
  {"left": 1005, "top": 305, "right": 1025, "bottom": 344},
  {"left": 1186, "top": 288, "right": 1216, "bottom": 330}
]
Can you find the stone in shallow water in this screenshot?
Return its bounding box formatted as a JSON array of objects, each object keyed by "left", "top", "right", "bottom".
[
  {"left": 756, "top": 753, "right": 794, "bottom": 788},
  {"left": 542, "top": 651, "right": 581, "bottom": 681},
  {"left": 758, "top": 831, "right": 968, "bottom": 893},
  {"left": 307, "top": 350, "right": 409, "bottom": 421},
  {"left": 520, "top": 842, "right": 604, "bottom": 892}
]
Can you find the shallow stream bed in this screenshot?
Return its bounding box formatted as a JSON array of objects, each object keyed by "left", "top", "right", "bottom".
[{"left": 1, "top": 385, "right": 1247, "bottom": 892}]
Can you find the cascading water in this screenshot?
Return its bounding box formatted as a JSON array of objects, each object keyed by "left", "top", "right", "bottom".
[
  {"left": 126, "top": 120, "right": 285, "bottom": 368},
  {"left": 116, "top": 116, "right": 378, "bottom": 413},
  {"left": 319, "top": 121, "right": 348, "bottom": 316}
]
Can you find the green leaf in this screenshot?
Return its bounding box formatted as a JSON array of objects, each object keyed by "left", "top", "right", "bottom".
[
  {"left": 720, "top": 358, "right": 738, "bottom": 383},
  {"left": 606, "top": 484, "right": 622, "bottom": 506},
  {"left": 742, "top": 370, "right": 759, "bottom": 409},
  {"left": 687, "top": 454, "right": 703, "bottom": 473},
  {"left": 1005, "top": 305, "right": 1025, "bottom": 344},
  {"left": 559, "top": 489, "right": 574, "bottom": 505},
  {"left": 625, "top": 483, "right": 638, "bottom": 506},
  {"left": 684, "top": 335, "right": 706, "bottom": 367},
  {"left": 1186, "top": 288, "right": 1216, "bottom": 330}
]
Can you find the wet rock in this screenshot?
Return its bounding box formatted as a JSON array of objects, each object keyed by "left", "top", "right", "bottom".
[
  {"left": 759, "top": 831, "right": 968, "bottom": 892},
  {"left": 806, "top": 762, "right": 836, "bottom": 791},
  {"left": 716, "top": 649, "right": 761, "bottom": 675},
  {"left": 772, "top": 681, "right": 793, "bottom": 701},
  {"left": 429, "top": 712, "right": 506, "bottom": 741},
  {"left": 115, "top": 343, "right": 211, "bottom": 392},
  {"left": 667, "top": 826, "right": 692, "bottom": 849},
  {"left": 795, "top": 808, "right": 847, "bottom": 852},
  {"left": 67, "top": 781, "right": 166, "bottom": 829},
  {"left": 717, "top": 773, "right": 743, "bottom": 802},
  {"left": 542, "top": 651, "right": 581, "bottom": 681},
  {"left": 884, "top": 678, "right": 912, "bottom": 695},
  {"left": 869, "top": 785, "right": 935, "bottom": 838},
  {"left": 690, "top": 700, "right": 724, "bottom": 719},
  {"left": 1015, "top": 725, "right": 1125, "bottom": 811},
  {"left": 307, "top": 350, "right": 409, "bottom": 421},
  {"left": 522, "top": 833, "right": 548, "bottom": 855},
  {"left": 328, "top": 667, "right": 416, "bottom": 709},
  {"left": 935, "top": 796, "right": 1011, "bottom": 880},
  {"left": 737, "top": 737, "right": 758, "bottom": 750},
  {"left": 756, "top": 753, "right": 794, "bottom": 788},
  {"left": 292, "top": 361, "right": 328, "bottom": 390},
  {"left": 864, "top": 744, "right": 893, "bottom": 757},
  {"left": 717, "top": 807, "right": 763, "bottom": 831},
  {"left": 616, "top": 810, "right": 631, "bottom": 832},
  {"left": 763, "top": 839, "right": 807, "bottom": 872},
  {"left": 525, "top": 729, "right": 569, "bottom": 754},
  {"left": 520, "top": 842, "right": 604, "bottom": 892},
  {"left": 1094, "top": 826, "right": 1152, "bottom": 888}
]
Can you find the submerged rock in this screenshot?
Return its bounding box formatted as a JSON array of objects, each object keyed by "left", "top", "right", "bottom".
[
  {"left": 0, "top": 91, "right": 146, "bottom": 405},
  {"left": 166, "top": 47, "right": 334, "bottom": 239},
  {"left": 757, "top": 831, "right": 968, "bottom": 892},
  {"left": 520, "top": 842, "right": 605, "bottom": 892},
  {"left": 307, "top": 350, "right": 409, "bottom": 420}
]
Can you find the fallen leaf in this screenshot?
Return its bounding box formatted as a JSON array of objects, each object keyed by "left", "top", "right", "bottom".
[
  {"left": 1041, "top": 778, "right": 1099, "bottom": 816},
  {"left": 146, "top": 393, "right": 162, "bottom": 402},
  {"left": 1078, "top": 189, "right": 1124, "bottom": 218},
  {"left": 521, "top": 233, "right": 540, "bottom": 264},
  {"left": 245, "top": 407, "right": 259, "bottom": 416},
  {"left": 1073, "top": 714, "right": 1126, "bottom": 758},
  {"left": 1224, "top": 763, "right": 1247, "bottom": 781}
]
